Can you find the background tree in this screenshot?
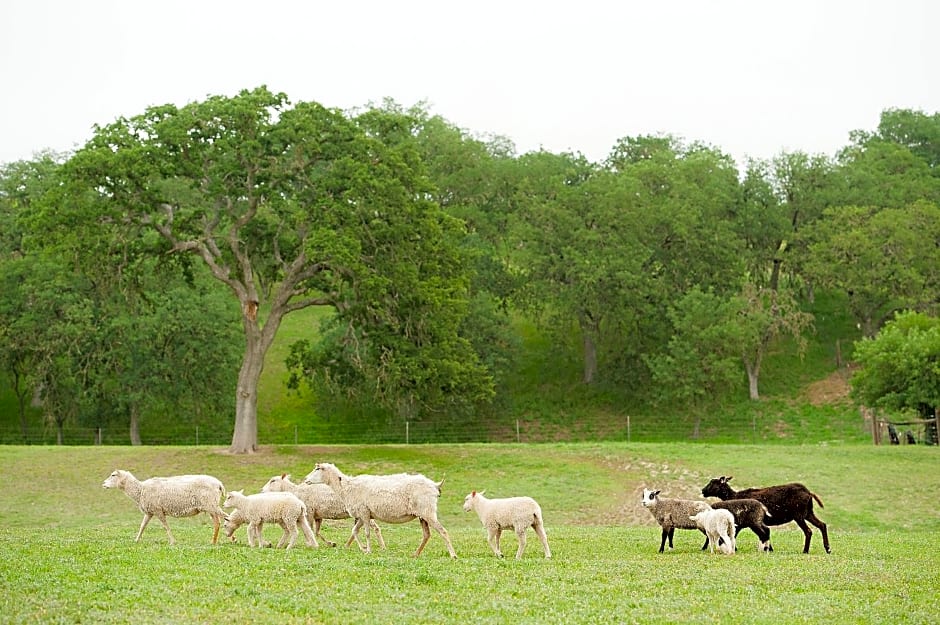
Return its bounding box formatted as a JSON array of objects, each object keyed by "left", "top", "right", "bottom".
[
  {"left": 803, "top": 201, "right": 940, "bottom": 336},
  {"left": 851, "top": 311, "right": 940, "bottom": 444},
  {"left": 735, "top": 283, "right": 814, "bottom": 399},
  {"left": 57, "top": 87, "right": 493, "bottom": 451},
  {"left": 644, "top": 288, "right": 745, "bottom": 438}
]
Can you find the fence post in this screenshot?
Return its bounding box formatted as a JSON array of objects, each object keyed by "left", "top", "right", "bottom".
[
  {"left": 627, "top": 415, "right": 631, "bottom": 443},
  {"left": 195, "top": 426, "right": 199, "bottom": 446},
  {"left": 295, "top": 425, "right": 298, "bottom": 445},
  {"left": 516, "top": 420, "right": 520, "bottom": 443},
  {"left": 406, "top": 421, "right": 410, "bottom": 445}
]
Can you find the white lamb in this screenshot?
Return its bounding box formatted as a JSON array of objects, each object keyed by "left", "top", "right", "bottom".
[
  {"left": 222, "top": 489, "right": 319, "bottom": 549},
  {"left": 690, "top": 508, "right": 737, "bottom": 555},
  {"left": 304, "top": 462, "right": 457, "bottom": 558},
  {"left": 222, "top": 507, "right": 271, "bottom": 547},
  {"left": 260, "top": 473, "right": 385, "bottom": 549},
  {"left": 463, "top": 490, "right": 551, "bottom": 559},
  {"left": 102, "top": 470, "right": 225, "bottom": 545}
]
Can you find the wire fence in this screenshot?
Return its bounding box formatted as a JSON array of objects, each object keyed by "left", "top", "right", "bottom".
[{"left": 0, "top": 411, "right": 881, "bottom": 446}]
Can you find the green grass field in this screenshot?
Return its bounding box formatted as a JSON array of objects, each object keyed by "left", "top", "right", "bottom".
[{"left": 1, "top": 443, "right": 937, "bottom": 624}]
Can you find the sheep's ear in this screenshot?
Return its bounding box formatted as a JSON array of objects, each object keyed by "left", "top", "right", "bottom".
[
  {"left": 281, "top": 473, "right": 287, "bottom": 479},
  {"left": 652, "top": 490, "right": 661, "bottom": 498},
  {"left": 479, "top": 490, "right": 485, "bottom": 496},
  {"left": 471, "top": 491, "right": 476, "bottom": 497},
  {"left": 726, "top": 476, "right": 733, "bottom": 482}
]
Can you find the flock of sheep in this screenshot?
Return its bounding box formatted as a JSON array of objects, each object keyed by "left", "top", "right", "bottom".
[
  {"left": 102, "top": 463, "right": 830, "bottom": 558},
  {"left": 102, "top": 462, "right": 550, "bottom": 559},
  {"left": 642, "top": 476, "right": 831, "bottom": 555}
]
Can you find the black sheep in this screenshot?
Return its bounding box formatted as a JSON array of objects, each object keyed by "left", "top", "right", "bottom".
[{"left": 701, "top": 476, "right": 831, "bottom": 554}]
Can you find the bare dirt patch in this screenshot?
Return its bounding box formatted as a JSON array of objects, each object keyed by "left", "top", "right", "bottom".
[{"left": 802, "top": 367, "right": 854, "bottom": 406}]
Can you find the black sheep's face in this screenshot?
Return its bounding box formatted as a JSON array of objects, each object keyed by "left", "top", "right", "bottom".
[{"left": 702, "top": 476, "right": 734, "bottom": 498}]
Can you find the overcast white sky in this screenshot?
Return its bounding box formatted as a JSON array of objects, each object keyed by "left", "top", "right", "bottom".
[{"left": 1, "top": 0, "right": 937, "bottom": 168}]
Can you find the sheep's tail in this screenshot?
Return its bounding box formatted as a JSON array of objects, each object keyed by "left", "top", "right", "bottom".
[
  {"left": 812, "top": 492, "right": 824, "bottom": 508},
  {"left": 436, "top": 476, "right": 446, "bottom": 495}
]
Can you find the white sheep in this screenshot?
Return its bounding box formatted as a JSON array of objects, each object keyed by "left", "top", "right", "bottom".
[
  {"left": 462, "top": 490, "right": 551, "bottom": 559},
  {"left": 690, "top": 508, "right": 737, "bottom": 555},
  {"left": 641, "top": 487, "right": 712, "bottom": 553},
  {"left": 102, "top": 470, "right": 225, "bottom": 545},
  {"left": 222, "top": 507, "right": 271, "bottom": 547},
  {"left": 260, "top": 473, "right": 385, "bottom": 549},
  {"left": 222, "top": 489, "right": 319, "bottom": 549},
  {"left": 304, "top": 462, "right": 457, "bottom": 558}
]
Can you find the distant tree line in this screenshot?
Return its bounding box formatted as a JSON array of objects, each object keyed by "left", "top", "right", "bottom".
[{"left": 1, "top": 90, "right": 937, "bottom": 450}]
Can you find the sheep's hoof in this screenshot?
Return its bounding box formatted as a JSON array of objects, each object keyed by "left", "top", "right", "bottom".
[{"left": 325, "top": 541, "right": 337, "bottom": 548}]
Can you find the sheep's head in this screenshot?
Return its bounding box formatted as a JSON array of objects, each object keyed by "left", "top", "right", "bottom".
[
  {"left": 102, "top": 470, "right": 126, "bottom": 489},
  {"left": 701, "top": 476, "right": 734, "bottom": 500},
  {"left": 641, "top": 488, "right": 661, "bottom": 508},
  {"left": 303, "top": 463, "right": 336, "bottom": 485},
  {"left": 462, "top": 490, "right": 485, "bottom": 512},
  {"left": 222, "top": 490, "right": 244, "bottom": 508},
  {"left": 262, "top": 474, "right": 289, "bottom": 493},
  {"left": 222, "top": 511, "right": 243, "bottom": 541},
  {"left": 689, "top": 511, "right": 707, "bottom": 526}
]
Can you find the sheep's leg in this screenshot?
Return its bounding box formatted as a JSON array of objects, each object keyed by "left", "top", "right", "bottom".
[
  {"left": 422, "top": 517, "right": 456, "bottom": 559},
  {"left": 807, "top": 512, "right": 831, "bottom": 554},
  {"left": 210, "top": 512, "right": 221, "bottom": 545},
  {"left": 533, "top": 519, "right": 551, "bottom": 559},
  {"left": 346, "top": 518, "right": 368, "bottom": 553},
  {"left": 299, "top": 515, "right": 319, "bottom": 548},
  {"left": 370, "top": 520, "right": 387, "bottom": 550},
  {"left": 276, "top": 520, "right": 293, "bottom": 549},
  {"left": 135, "top": 513, "right": 154, "bottom": 543},
  {"left": 155, "top": 514, "right": 177, "bottom": 546},
  {"left": 514, "top": 527, "right": 528, "bottom": 560},
  {"left": 795, "top": 518, "right": 813, "bottom": 554},
  {"left": 487, "top": 527, "right": 503, "bottom": 558},
  {"left": 658, "top": 528, "right": 669, "bottom": 553},
  {"left": 414, "top": 518, "right": 432, "bottom": 557},
  {"left": 283, "top": 519, "right": 299, "bottom": 550},
  {"left": 314, "top": 518, "right": 337, "bottom": 548}
]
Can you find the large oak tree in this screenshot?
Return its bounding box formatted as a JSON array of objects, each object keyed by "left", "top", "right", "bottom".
[{"left": 62, "top": 87, "right": 490, "bottom": 452}]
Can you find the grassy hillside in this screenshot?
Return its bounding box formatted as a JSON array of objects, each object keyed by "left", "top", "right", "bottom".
[
  {"left": 1, "top": 443, "right": 937, "bottom": 624},
  {"left": 0, "top": 291, "right": 875, "bottom": 445}
]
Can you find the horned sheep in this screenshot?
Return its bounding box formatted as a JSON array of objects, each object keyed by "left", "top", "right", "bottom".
[
  {"left": 222, "top": 489, "right": 318, "bottom": 549},
  {"left": 690, "top": 508, "right": 736, "bottom": 555},
  {"left": 261, "top": 473, "right": 385, "bottom": 549},
  {"left": 641, "top": 488, "right": 712, "bottom": 553},
  {"left": 462, "top": 490, "right": 551, "bottom": 559},
  {"left": 102, "top": 470, "right": 225, "bottom": 545},
  {"left": 304, "top": 462, "right": 457, "bottom": 558}
]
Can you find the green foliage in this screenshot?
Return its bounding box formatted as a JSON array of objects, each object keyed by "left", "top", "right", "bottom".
[
  {"left": 804, "top": 201, "right": 940, "bottom": 335},
  {"left": 851, "top": 311, "right": 940, "bottom": 416}
]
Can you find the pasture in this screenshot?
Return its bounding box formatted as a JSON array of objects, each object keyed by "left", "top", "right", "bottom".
[{"left": 1, "top": 443, "right": 937, "bottom": 624}]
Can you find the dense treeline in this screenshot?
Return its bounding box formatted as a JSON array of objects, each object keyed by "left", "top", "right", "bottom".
[{"left": 1, "top": 89, "right": 938, "bottom": 449}]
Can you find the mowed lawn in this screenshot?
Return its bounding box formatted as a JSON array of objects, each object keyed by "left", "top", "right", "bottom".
[{"left": 1, "top": 443, "right": 937, "bottom": 624}]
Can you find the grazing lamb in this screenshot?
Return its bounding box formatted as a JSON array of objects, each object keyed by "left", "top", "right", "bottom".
[
  {"left": 222, "top": 507, "right": 272, "bottom": 547},
  {"left": 701, "top": 476, "right": 831, "bottom": 554},
  {"left": 222, "top": 490, "right": 318, "bottom": 549},
  {"left": 703, "top": 499, "right": 773, "bottom": 552},
  {"left": 261, "top": 473, "right": 385, "bottom": 549},
  {"left": 462, "top": 491, "right": 551, "bottom": 559},
  {"left": 304, "top": 462, "right": 457, "bottom": 558},
  {"left": 690, "top": 509, "right": 736, "bottom": 555},
  {"left": 641, "top": 488, "right": 712, "bottom": 553},
  {"left": 102, "top": 470, "right": 225, "bottom": 545}
]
